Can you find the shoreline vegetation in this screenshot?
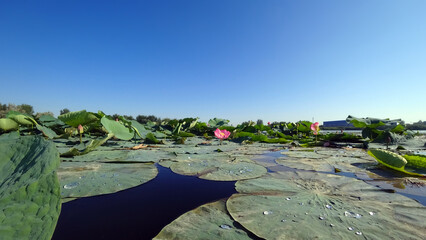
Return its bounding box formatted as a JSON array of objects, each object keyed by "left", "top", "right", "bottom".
[{"left": 1, "top": 102, "right": 425, "bottom": 130}]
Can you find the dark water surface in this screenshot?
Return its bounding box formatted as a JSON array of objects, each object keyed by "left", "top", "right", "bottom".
[{"left": 52, "top": 165, "right": 237, "bottom": 240}]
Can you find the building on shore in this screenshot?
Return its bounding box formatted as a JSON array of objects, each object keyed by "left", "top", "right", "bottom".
[{"left": 322, "top": 120, "right": 354, "bottom": 128}]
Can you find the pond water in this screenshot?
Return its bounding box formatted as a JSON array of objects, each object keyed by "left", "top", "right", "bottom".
[
  {"left": 52, "top": 148, "right": 425, "bottom": 239},
  {"left": 52, "top": 165, "right": 238, "bottom": 240}
]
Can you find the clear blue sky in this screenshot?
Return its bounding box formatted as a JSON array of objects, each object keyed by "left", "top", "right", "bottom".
[{"left": 1, "top": 0, "right": 425, "bottom": 124}]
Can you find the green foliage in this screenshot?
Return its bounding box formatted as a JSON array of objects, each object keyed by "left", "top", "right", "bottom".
[
  {"left": 403, "top": 154, "right": 426, "bottom": 169},
  {"left": 0, "top": 118, "right": 19, "bottom": 132},
  {"left": 145, "top": 132, "right": 163, "bottom": 144},
  {"left": 368, "top": 149, "right": 424, "bottom": 176},
  {"left": 208, "top": 118, "right": 230, "bottom": 128},
  {"left": 58, "top": 110, "right": 99, "bottom": 127},
  {"left": 6, "top": 111, "right": 37, "bottom": 126},
  {"left": 100, "top": 116, "right": 134, "bottom": 141}
]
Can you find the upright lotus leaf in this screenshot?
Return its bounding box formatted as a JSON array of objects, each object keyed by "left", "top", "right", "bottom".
[
  {"left": 368, "top": 149, "right": 424, "bottom": 176},
  {"left": 297, "top": 120, "right": 313, "bottom": 133},
  {"left": 208, "top": 118, "right": 230, "bottom": 128},
  {"left": 101, "top": 116, "right": 134, "bottom": 140},
  {"left": 403, "top": 154, "right": 426, "bottom": 169},
  {"left": 172, "top": 122, "right": 183, "bottom": 135},
  {"left": 60, "top": 133, "right": 114, "bottom": 157},
  {"left": 169, "top": 156, "right": 267, "bottom": 181},
  {"left": 6, "top": 111, "right": 37, "bottom": 126},
  {"left": 346, "top": 115, "right": 386, "bottom": 129},
  {"left": 130, "top": 120, "right": 150, "bottom": 138},
  {"left": 227, "top": 172, "right": 425, "bottom": 239},
  {"left": 36, "top": 125, "right": 58, "bottom": 139},
  {"left": 38, "top": 115, "right": 65, "bottom": 127},
  {"left": 145, "top": 132, "right": 163, "bottom": 144},
  {"left": 58, "top": 162, "right": 158, "bottom": 199},
  {"left": 0, "top": 118, "right": 19, "bottom": 132},
  {"left": 0, "top": 135, "right": 61, "bottom": 240},
  {"left": 154, "top": 200, "right": 252, "bottom": 240},
  {"left": 58, "top": 110, "right": 99, "bottom": 127}
]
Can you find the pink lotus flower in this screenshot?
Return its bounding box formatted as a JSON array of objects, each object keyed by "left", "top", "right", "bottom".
[
  {"left": 310, "top": 122, "right": 320, "bottom": 135},
  {"left": 214, "top": 128, "right": 230, "bottom": 140},
  {"left": 267, "top": 122, "right": 271, "bottom": 125}
]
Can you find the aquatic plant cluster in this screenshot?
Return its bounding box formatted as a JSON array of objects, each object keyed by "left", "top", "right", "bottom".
[{"left": 0, "top": 109, "right": 425, "bottom": 239}]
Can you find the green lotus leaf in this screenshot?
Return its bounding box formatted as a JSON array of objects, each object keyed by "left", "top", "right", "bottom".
[
  {"left": 403, "top": 154, "right": 426, "bottom": 169},
  {"left": 208, "top": 118, "right": 230, "bottom": 128},
  {"left": 154, "top": 200, "right": 252, "bottom": 240},
  {"left": 36, "top": 124, "right": 58, "bottom": 139},
  {"left": 101, "top": 116, "right": 134, "bottom": 141},
  {"left": 280, "top": 150, "right": 324, "bottom": 159},
  {"left": 277, "top": 155, "right": 372, "bottom": 173},
  {"left": 6, "top": 111, "right": 37, "bottom": 126},
  {"left": 38, "top": 115, "right": 65, "bottom": 127},
  {"left": 145, "top": 132, "right": 163, "bottom": 144},
  {"left": 227, "top": 172, "right": 425, "bottom": 239},
  {"left": 130, "top": 120, "right": 150, "bottom": 138},
  {"left": 64, "top": 148, "right": 171, "bottom": 163},
  {"left": 60, "top": 134, "right": 114, "bottom": 157},
  {"left": 169, "top": 157, "right": 267, "bottom": 181},
  {"left": 57, "top": 161, "right": 158, "bottom": 199},
  {"left": 368, "top": 149, "right": 425, "bottom": 176},
  {"left": 0, "top": 135, "right": 61, "bottom": 240},
  {"left": 368, "top": 149, "right": 407, "bottom": 168},
  {"left": 58, "top": 110, "right": 99, "bottom": 127},
  {"left": 0, "top": 118, "right": 19, "bottom": 131}
]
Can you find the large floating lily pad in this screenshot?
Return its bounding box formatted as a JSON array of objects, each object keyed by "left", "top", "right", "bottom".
[
  {"left": 154, "top": 199, "right": 252, "bottom": 240},
  {"left": 62, "top": 148, "right": 171, "bottom": 163},
  {"left": 0, "top": 135, "right": 61, "bottom": 240},
  {"left": 227, "top": 172, "right": 425, "bottom": 239},
  {"left": 281, "top": 150, "right": 324, "bottom": 159},
  {"left": 57, "top": 162, "right": 158, "bottom": 199},
  {"left": 276, "top": 154, "right": 373, "bottom": 173},
  {"left": 170, "top": 156, "right": 267, "bottom": 181}
]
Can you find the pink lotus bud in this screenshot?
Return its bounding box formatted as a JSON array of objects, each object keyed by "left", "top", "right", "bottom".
[{"left": 78, "top": 124, "right": 84, "bottom": 134}]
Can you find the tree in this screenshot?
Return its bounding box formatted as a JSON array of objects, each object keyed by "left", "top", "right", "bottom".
[
  {"left": 60, "top": 108, "right": 70, "bottom": 115},
  {"left": 257, "top": 119, "right": 264, "bottom": 125},
  {"left": 18, "top": 104, "right": 34, "bottom": 115},
  {"left": 123, "top": 115, "right": 134, "bottom": 120}
]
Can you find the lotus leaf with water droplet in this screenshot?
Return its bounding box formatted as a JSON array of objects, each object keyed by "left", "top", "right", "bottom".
[
  {"left": 226, "top": 171, "right": 425, "bottom": 239},
  {"left": 154, "top": 200, "right": 252, "bottom": 240},
  {"left": 58, "top": 161, "right": 158, "bottom": 199},
  {"left": 277, "top": 148, "right": 374, "bottom": 173},
  {"left": 169, "top": 155, "right": 267, "bottom": 181}
]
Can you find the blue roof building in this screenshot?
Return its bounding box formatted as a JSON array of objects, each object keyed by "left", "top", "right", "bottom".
[{"left": 323, "top": 120, "right": 354, "bottom": 128}]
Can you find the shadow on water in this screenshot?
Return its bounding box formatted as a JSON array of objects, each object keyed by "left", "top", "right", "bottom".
[{"left": 52, "top": 164, "right": 237, "bottom": 240}]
